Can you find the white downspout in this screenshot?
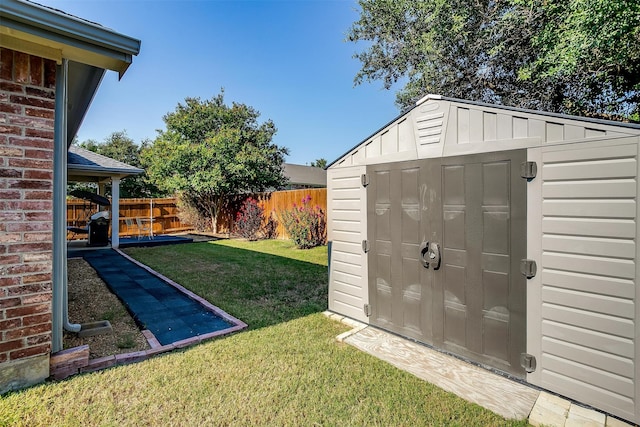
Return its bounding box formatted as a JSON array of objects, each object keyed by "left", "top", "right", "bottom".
[
  {"left": 52, "top": 59, "right": 80, "bottom": 354},
  {"left": 111, "top": 178, "right": 120, "bottom": 249}
]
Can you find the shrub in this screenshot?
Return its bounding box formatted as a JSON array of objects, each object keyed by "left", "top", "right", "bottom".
[
  {"left": 235, "top": 198, "right": 263, "bottom": 241},
  {"left": 177, "top": 194, "right": 209, "bottom": 232},
  {"left": 279, "top": 195, "right": 327, "bottom": 249}
]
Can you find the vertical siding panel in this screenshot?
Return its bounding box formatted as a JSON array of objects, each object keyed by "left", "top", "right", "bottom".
[
  {"left": 564, "top": 125, "right": 585, "bottom": 140},
  {"left": 528, "top": 119, "right": 546, "bottom": 141},
  {"left": 381, "top": 127, "right": 397, "bottom": 155},
  {"left": 469, "top": 109, "right": 484, "bottom": 142},
  {"left": 496, "top": 114, "right": 512, "bottom": 140},
  {"left": 586, "top": 128, "right": 607, "bottom": 138},
  {"left": 483, "top": 112, "right": 497, "bottom": 141},
  {"left": 398, "top": 118, "right": 413, "bottom": 152},
  {"left": 546, "top": 123, "right": 564, "bottom": 143},
  {"left": 365, "top": 136, "right": 381, "bottom": 159},
  {"left": 458, "top": 107, "right": 470, "bottom": 144},
  {"left": 513, "top": 117, "right": 528, "bottom": 139}
]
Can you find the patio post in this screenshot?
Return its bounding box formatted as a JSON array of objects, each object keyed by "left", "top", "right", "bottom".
[{"left": 112, "top": 178, "right": 120, "bottom": 248}]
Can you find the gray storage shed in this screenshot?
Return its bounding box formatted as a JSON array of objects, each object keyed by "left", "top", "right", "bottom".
[{"left": 326, "top": 95, "right": 640, "bottom": 424}]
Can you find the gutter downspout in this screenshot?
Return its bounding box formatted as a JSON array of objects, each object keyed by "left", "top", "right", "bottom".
[
  {"left": 52, "top": 58, "right": 80, "bottom": 352},
  {"left": 111, "top": 178, "right": 120, "bottom": 249}
]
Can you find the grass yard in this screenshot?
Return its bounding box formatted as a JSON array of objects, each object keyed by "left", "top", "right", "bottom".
[
  {"left": 122, "top": 239, "right": 329, "bottom": 330},
  {"left": 0, "top": 239, "right": 530, "bottom": 426},
  {"left": 0, "top": 314, "right": 528, "bottom": 426}
]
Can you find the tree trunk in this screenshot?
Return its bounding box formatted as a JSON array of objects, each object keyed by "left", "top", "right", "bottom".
[
  {"left": 209, "top": 195, "right": 218, "bottom": 234},
  {"left": 209, "top": 196, "right": 225, "bottom": 235}
]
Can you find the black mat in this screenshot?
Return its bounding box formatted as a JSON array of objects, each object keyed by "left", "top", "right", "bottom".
[
  {"left": 118, "top": 235, "right": 193, "bottom": 248},
  {"left": 81, "top": 249, "right": 233, "bottom": 346}
]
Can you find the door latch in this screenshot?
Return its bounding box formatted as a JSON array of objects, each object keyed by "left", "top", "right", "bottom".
[
  {"left": 420, "top": 241, "right": 441, "bottom": 270},
  {"left": 520, "top": 259, "right": 537, "bottom": 279},
  {"left": 520, "top": 161, "right": 537, "bottom": 180},
  {"left": 520, "top": 353, "right": 537, "bottom": 373}
]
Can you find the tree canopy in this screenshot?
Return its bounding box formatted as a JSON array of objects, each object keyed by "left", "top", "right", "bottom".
[
  {"left": 77, "top": 131, "right": 162, "bottom": 198},
  {"left": 348, "top": 0, "right": 640, "bottom": 120},
  {"left": 310, "top": 158, "right": 327, "bottom": 169},
  {"left": 143, "top": 91, "right": 289, "bottom": 232}
]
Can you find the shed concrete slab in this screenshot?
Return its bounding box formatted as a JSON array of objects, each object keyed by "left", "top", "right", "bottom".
[
  {"left": 343, "top": 325, "right": 539, "bottom": 420},
  {"left": 329, "top": 316, "right": 635, "bottom": 426},
  {"left": 530, "top": 392, "right": 571, "bottom": 427},
  {"left": 566, "top": 404, "right": 607, "bottom": 427},
  {"left": 606, "top": 416, "right": 636, "bottom": 427}
]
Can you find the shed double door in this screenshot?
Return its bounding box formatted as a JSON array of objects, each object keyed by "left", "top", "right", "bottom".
[{"left": 367, "top": 150, "right": 527, "bottom": 377}]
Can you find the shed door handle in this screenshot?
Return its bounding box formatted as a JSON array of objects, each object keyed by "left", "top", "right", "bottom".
[
  {"left": 428, "top": 242, "right": 441, "bottom": 270},
  {"left": 420, "top": 241, "right": 441, "bottom": 270},
  {"left": 420, "top": 241, "right": 430, "bottom": 268}
]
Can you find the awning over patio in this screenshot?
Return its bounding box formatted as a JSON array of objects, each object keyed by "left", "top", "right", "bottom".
[
  {"left": 68, "top": 145, "right": 143, "bottom": 182},
  {"left": 68, "top": 145, "right": 143, "bottom": 248}
]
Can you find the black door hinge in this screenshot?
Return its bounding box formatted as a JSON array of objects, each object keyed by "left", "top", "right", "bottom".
[{"left": 363, "top": 303, "right": 371, "bottom": 317}]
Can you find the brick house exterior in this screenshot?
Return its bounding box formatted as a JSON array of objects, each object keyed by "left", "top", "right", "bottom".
[
  {"left": 0, "top": 48, "right": 57, "bottom": 391},
  {"left": 0, "top": 0, "right": 140, "bottom": 392}
]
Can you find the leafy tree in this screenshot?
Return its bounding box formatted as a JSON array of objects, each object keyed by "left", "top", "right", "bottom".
[
  {"left": 514, "top": 0, "right": 640, "bottom": 118},
  {"left": 348, "top": 0, "right": 639, "bottom": 120},
  {"left": 143, "top": 91, "right": 289, "bottom": 233},
  {"left": 77, "top": 131, "right": 163, "bottom": 198},
  {"left": 310, "top": 158, "right": 327, "bottom": 169}
]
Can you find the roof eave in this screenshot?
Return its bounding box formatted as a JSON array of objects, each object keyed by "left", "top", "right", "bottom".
[
  {"left": 326, "top": 104, "right": 417, "bottom": 169},
  {"left": 1, "top": 0, "right": 140, "bottom": 73},
  {"left": 1, "top": 0, "right": 142, "bottom": 145},
  {"left": 68, "top": 164, "right": 144, "bottom": 175}
]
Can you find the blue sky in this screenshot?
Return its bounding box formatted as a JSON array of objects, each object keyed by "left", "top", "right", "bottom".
[{"left": 35, "top": 0, "right": 404, "bottom": 165}]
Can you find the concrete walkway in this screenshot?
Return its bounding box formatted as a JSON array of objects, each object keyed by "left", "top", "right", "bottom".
[{"left": 324, "top": 312, "right": 636, "bottom": 427}]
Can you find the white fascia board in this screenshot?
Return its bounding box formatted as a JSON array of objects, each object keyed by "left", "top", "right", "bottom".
[{"left": 1, "top": 0, "right": 140, "bottom": 75}]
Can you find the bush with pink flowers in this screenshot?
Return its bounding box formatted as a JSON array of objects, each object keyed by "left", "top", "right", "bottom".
[
  {"left": 235, "top": 198, "right": 264, "bottom": 240},
  {"left": 279, "top": 195, "right": 326, "bottom": 249}
]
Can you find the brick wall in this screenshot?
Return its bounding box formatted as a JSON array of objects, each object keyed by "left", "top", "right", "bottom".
[{"left": 0, "top": 48, "right": 56, "bottom": 373}]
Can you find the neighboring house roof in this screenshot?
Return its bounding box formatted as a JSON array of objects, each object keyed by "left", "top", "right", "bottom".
[
  {"left": 67, "top": 145, "right": 143, "bottom": 181},
  {"left": 284, "top": 163, "right": 327, "bottom": 187},
  {"left": 0, "top": 0, "right": 141, "bottom": 145}
]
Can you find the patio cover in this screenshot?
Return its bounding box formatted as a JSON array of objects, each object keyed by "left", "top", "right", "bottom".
[{"left": 68, "top": 145, "right": 143, "bottom": 248}]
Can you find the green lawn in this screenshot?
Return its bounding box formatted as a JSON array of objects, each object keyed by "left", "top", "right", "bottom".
[
  {"left": 123, "top": 239, "right": 329, "bottom": 329},
  {"left": 0, "top": 240, "right": 530, "bottom": 426}
]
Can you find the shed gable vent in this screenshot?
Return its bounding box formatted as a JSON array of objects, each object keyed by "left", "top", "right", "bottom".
[{"left": 416, "top": 109, "right": 444, "bottom": 146}]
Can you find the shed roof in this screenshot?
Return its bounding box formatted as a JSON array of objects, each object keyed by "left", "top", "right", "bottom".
[{"left": 329, "top": 95, "right": 640, "bottom": 169}]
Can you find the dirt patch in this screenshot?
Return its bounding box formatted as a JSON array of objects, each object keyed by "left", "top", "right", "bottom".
[{"left": 64, "top": 258, "right": 149, "bottom": 359}]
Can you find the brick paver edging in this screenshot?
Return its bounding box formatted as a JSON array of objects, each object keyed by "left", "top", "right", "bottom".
[{"left": 51, "top": 250, "right": 248, "bottom": 379}]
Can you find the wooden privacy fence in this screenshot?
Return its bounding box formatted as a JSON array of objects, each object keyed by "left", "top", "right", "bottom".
[
  {"left": 216, "top": 188, "right": 328, "bottom": 239},
  {"left": 66, "top": 188, "right": 327, "bottom": 240},
  {"left": 66, "top": 197, "right": 191, "bottom": 238}
]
